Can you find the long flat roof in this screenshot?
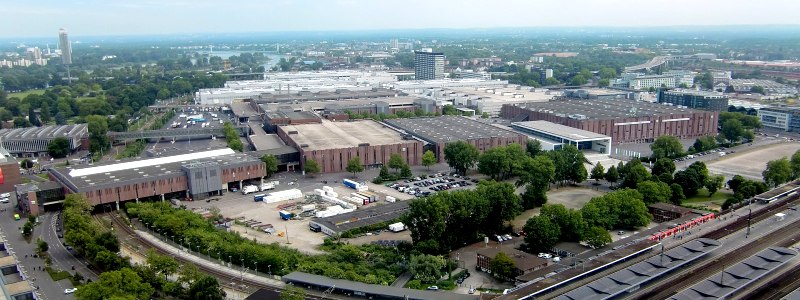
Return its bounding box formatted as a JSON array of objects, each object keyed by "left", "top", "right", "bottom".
[
  {"left": 283, "top": 272, "right": 479, "bottom": 300},
  {"left": 312, "top": 201, "right": 409, "bottom": 234},
  {"left": 671, "top": 247, "right": 797, "bottom": 300},
  {"left": 281, "top": 120, "right": 408, "bottom": 151},
  {"left": 69, "top": 148, "right": 235, "bottom": 177},
  {"left": 0, "top": 124, "right": 88, "bottom": 141},
  {"left": 554, "top": 238, "right": 721, "bottom": 300},
  {"left": 385, "top": 116, "right": 524, "bottom": 144},
  {"left": 512, "top": 98, "right": 707, "bottom": 120},
  {"left": 52, "top": 148, "right": 261, "bottom": 191},
  {"left": 513, "top": 121, "right": 610, "bottom": 141}
]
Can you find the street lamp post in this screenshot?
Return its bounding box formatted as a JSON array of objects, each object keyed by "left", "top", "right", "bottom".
[
  {"left": 229, "top": 256, "right": 232, "bottom": 267},
  {"left": 268, "top": 265, "right": 272, "bottom": 276}
]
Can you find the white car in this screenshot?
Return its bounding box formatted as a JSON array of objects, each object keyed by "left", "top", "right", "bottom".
[
  {"left": 64, "top": 288, "right": 78, "bottom": 294},
  {"left": 0, "top": 193, "right": 9, "bottom": 198}
]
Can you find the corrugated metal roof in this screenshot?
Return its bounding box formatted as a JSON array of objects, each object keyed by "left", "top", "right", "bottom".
[{"left": 68, "top": 148, "right": 235, "bottom": 177}]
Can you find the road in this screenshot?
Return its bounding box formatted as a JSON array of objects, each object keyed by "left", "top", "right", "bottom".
[{"left": 37, "top": 212, "right": 100, "bottom": 282}]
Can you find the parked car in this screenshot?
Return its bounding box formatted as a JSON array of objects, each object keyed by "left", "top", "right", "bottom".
[
  {"left": 64, "top": 288, "right": 78, "bottom": 294},
  {"left": 427, "top": 286, "right": 439, "bottom": 291}
]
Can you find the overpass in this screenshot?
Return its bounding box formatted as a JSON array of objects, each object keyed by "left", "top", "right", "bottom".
[
  {"left": 109, "top": 126, "right": 250, "bottom": 141},
  {"left": 624, "top": 56, "right": 676, "bottom": 72}
]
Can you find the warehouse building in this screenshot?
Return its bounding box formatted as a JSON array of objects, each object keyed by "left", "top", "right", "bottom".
[
  {"left": 384, "top": 116, "right": 528, "bottom": 161},
  {"left": 49, "top": 148, "right": 266, "bottom": 207},
  {"left": 309, "top": 201, "right": 409, "bottom": 236},
  {"left": 0, "top": 124, "right": 88, "bottom": 157},
  {"left": 501, "top": 99, "right": 718, "bottom": 143},
  {"left": 657, "top": 88, "right": 729, "bottom": 111},
  {"left": 276, "top": 120, "right": 423, "bottom": 173},
  {"left": 511, "top": 121, "right": 612, "bottom": 154}
]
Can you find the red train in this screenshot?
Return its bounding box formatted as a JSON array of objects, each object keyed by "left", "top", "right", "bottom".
[{"left": 648, "top": 213, "right": 715, "bottom": 241}]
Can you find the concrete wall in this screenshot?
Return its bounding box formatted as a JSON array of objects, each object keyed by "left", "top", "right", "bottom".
[{"left": 502, "top": 105, "right": 719, "bottom": 143}]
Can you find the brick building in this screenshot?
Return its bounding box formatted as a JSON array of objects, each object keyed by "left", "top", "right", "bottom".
[
  {"left": 276, "top": 120, "right": 423, "bottom": 173},
  {"left": 501, "top": 99, "right": 718, "bottom": 143},
  {"left": 49, "top": 148, "right": 266, "bottom": 207},
  {"left": 384, "top": 116, "right": 528, "bottom": 162},
  {"left": 0, "top": 145, "right": 21, "bottom": 193},
  {"left": 476, "top": 246, "right": 548, "bottom": 279},
  {"left": 648, "top": 202, "right": 693, "bottom": 223}
]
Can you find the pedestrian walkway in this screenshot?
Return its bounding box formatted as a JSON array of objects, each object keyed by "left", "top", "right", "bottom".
[{"left": 136, "top": 230, "right": 286, "bottom": 289}]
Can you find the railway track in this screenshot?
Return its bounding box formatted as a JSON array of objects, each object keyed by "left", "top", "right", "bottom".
[
  {"left": 102, "top": 212, "right": 306, "bottom": 299},
  {"left": 629, "top": 217, "right": 800, "bottom": 300},
  {"left": 702, "top": 194, "right": 799, "bottom": 240}
]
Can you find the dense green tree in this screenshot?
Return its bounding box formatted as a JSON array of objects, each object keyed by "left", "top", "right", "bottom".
[
  {"left": 489, "top": 252, "right": 517, "bottom": 281},
  {"left": 146, "top": 249, "right": 178, "bottom": 281},
  {"left": 621, "top": 160, "right": 651, "bottom": 189},
  {"left": 636, "top": 181, "right": 672, "bottom": 204},
  {"left": 443, "top": 141, "right": 479, "bottom": 175},
  {"left": 650, "top": 136, "right": 684, "bottom": 159},
  {"left": 87, "top": 115, "right": 109, "bottom": 154},
  {"left": 590, "top": 163, "right": 605, "bottom": 183},
  {"left": 541, "top": 204, "right": 587, "bottom": 242},
  {"left": 280, "top": 285, "right": 306, "bottom": 300},
  {"left": 791, "top": 150, "right": 800, "bottom": 179},
  {"left": 548, "top": 145, "right": 587, "bottom": 185},
  {"left": 705, "top": 175, "right": 725, "bottom": 196},
  {"left": 605, "top": 165, "right": 619, "bottom": 187},
  {"left": 346, "top": 157, "right": 364, "bottom": 178},
  {"left": 651, "top": 158, "right": 676, "bottom": 178},
  {"left": 441, "top": 105, "right": 459, "bottom": 116},
  {"left": 522, "top": 216, "right": 560, "bottom": 253},
  {"left": 421, "top": 150, "right": 436, "bottom": 170},
  {"left": 19, "top": 159, "right": 34, "bottom": 169},
  {"left": 727, "top": 175, "right": 747, "bottom": 193},
  {"left": 582, "top": 189, "right": 650, "bottom": 230},
  {"left": 409, "top": 254, "right": 446, "bottom": 282},
  {"left": 673, "top": 168, "right": 704, "bottom": 198},
  {"left": 75, "top": 268, "right": 155, "bottom": 300},
  {"left": 388, "top": 153, "right": 405, "bottom": 173},
  {"left": 692, "top": 136, "right": 718, "bottom": 153},
  {"left": 186, "top": 276, "right": 225, "bottom": 300},
  {"left": 669, "top": 183, "right": 686, "bottom": 205},
  {"left": 478, "top": 144, "right": 526, "bottom": 180},
  {"left": 304, "top": 160, "right": 320, "bottom": 176},
  {"left": 400, "top": 164, "right": 412, "bottom": 178},
  {"left": 478, "top": 181, "right": 522, "bottom": 233},
  {"left": 763, "top": 157, "right": 793, "bottom": 187},
  {"left": 570, "top": 75, "right": 588, "bottom": 86},
  {"left": 526, "top": 140, "right": 543, "bottom": 157},
  {"left": 47, "top": 136, "right": 71, "bottom": 158},
  {"left": 37, "top": 238, "right": 49, "bottom": 253},
  {"left": 721, "top": 119, "right": 745, "bottom": 143},
  {"left": 260, "top": 154, "right": 279, "bottom": 178},
  {"left": 750, "top": 85, "right": 766, "bottom": 95},
  {"left": 13, "top": 116, "right": 31, "bottom": 128},
  {"left": 583, "top": 226, "right": 612, "bottom": 249},
  {"left": 379, "top": 165, "right": 389, "bottom": 179}
]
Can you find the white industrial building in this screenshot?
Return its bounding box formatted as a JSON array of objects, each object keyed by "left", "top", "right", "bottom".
[
  {"left": 614, "top": 70, "right": 695, "bottom": 90},
  {"left": 510, "top": 121, "right": 612, "bottom": 155}
]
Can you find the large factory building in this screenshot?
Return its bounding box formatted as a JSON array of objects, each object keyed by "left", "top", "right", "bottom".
[
  {"left": 277, "top": 120, "right": 423, "bottom": 173},
  {"left": 501, "top": 99, "right": 718, "bottom": 143},
  {"left": 384, "top": 116, "right": 528, "bottom": 161},
  {"left": 49, "top": 148, "right": 266, "bottom": 207}
]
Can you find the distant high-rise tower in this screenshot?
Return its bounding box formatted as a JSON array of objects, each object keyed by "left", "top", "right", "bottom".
[
  {"left": 58, "top": 28, "right": 73, "bottom": 83},
  {"left": 414, "top": 49, "right": 445, "bottom": 80},
  {"left": 390, "top": 39, "right": 399, "bottom": 49}
]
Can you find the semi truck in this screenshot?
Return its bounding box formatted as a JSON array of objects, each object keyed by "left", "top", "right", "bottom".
[{"left": 241, "top": 185, "right": 259, "bottom": 195}]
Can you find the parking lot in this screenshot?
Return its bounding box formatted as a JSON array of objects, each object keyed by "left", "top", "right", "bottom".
[{"left": 383, "top": 172, "right": 478, "bottom": 198}]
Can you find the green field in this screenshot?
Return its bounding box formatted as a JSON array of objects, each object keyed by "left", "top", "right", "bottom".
[
  {"left": 8, "top": 89, "right": 45, "bottom": 99},
  {"left": 683, "top": 188, "right": 731, "bottom": 204}
]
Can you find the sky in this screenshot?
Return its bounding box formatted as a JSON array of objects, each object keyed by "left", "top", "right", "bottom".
[{"left": 1, "top": 0, "right": 800, "bottom": 38}]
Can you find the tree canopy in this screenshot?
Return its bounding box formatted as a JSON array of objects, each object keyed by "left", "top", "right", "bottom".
[
  {"left": 650, "top": 136, "right": 684, "bottom": 159},
  {"left": 443, "top": 141, "right": 480, "bottom": 175}
]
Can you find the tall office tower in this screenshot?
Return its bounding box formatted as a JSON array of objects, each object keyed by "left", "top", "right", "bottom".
[
  {"left": 58, "top": 28, "right": 72, "bottom": 83},
  {"left": 414, "top": 48, "right": 445, "bottom": 80},
  {"left": 390, "top": 38, "right": 399, "bottom": 49}
]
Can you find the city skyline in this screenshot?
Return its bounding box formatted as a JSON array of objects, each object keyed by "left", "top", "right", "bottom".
[{"left": 1, "top": 0, "right": 800, "bottom": 38}]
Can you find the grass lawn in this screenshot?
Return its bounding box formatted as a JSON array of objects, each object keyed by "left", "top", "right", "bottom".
[
  {"left": 683, "top": 188, "right": 731, "bottom": 204},
  {"left": 8, "top": 89, "right": 45, "bottom": 99},
  {"left": 46, "top": 266, "right": 71, "bottom": 281}
]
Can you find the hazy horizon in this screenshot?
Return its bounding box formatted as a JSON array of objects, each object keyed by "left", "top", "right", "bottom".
[{"left": 2, "top": 0, "right": 800, "bottom": 38}]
